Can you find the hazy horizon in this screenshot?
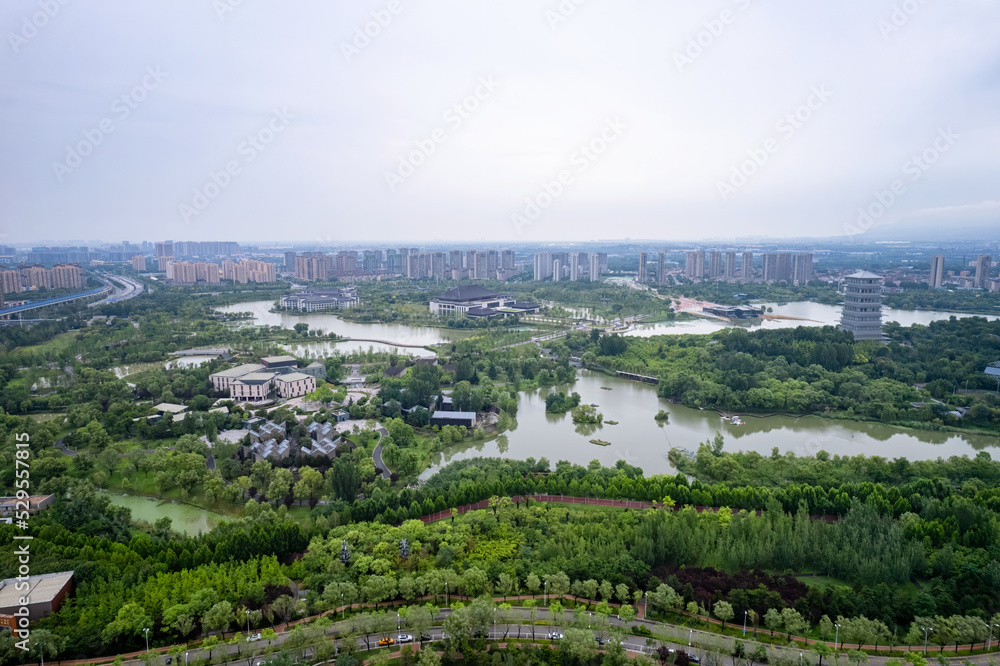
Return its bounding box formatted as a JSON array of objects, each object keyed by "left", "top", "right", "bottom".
[{"left": 3, "top": 1, "right": 999, "bottom": 244}]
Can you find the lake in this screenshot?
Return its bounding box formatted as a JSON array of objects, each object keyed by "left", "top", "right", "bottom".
[
  {"left": 627, "top": 301, "right": 999, "bottom": 337},
  {"left": 106, "top": 494, "right": 229, "bottom": 536},
  {"left": 420, "top": 371, "right": 1000, "bottom": 478},
  {"left": 216, "top": 300, "right": 471, "bottom": 354}
]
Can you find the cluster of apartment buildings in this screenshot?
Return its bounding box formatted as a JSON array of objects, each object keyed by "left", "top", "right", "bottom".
[
  {"left": 209, "top": 355, "right": 323, "bottom": 405},
  {"left": 928, "top": 254, "right": 997, "bottom": 290},
  {"left": 0, "top": 263, "right": 86, "bottom": 294},
  {"left": 533, "top": 252, "right": 608, "bottom": 282},
  {"left": 161, "top": 259, "right": 276, "bottom": 284},
  {"left": 680, "top": 251, "right": 813, "bottom": 285},
  {"left": 288, "top": 248, "right": 519, "bottom": 282}
]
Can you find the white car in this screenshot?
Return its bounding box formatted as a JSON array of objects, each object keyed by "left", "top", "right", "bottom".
[
  {"left": 247, "top": 633, "right": 262, "bottom": 642},
  {"left": 397, "top": 633, "right": 413, "bottom": 643},
  {"left": 547, "top": 632, "right": 563, "bottom": 640}
]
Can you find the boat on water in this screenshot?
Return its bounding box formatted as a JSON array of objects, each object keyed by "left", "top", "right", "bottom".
[
  {"left": 600, "top": 386, "right": 613, "bottom": 390},
  {"left": 590, "top": 439, "right": 612, "bottom": 446},
  {"left": 604, "top": 420, "right": 619, "bottom": 425},
  {"left": 727, "top": 415, "right": 745, "bottom": 426}
]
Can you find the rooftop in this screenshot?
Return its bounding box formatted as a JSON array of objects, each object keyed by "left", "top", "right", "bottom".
[
  {"left": 211, "top": 363, "right": 264, "bottom": 378},
  {"left": 846, "top": 270, "right": 883, "bottom": 279},
  {"left": 432, "top": 410, "right": 477, "bottom": 419},
  {"left": 154, "top": 402, "right": 188, "bottom": 414},
  {"left": 434, "top": 284, "right": 502, "bottom": 302},
  {"left": 0, "top": 571, "right": 73, "bottom": 608},
  {"left": 274, "top": 372, "right": 313, "bottom": 382},
  {"left": 261, "top": 355, "right": 297, "bottom": 364},
  {"left": 235, "top": 372, "right": 278, "bottom": 384}
]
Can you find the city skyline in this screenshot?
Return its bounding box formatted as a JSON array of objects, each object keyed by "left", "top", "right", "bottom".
[{"left": 2, "top": 2, "right": 999, "bottom": 244}]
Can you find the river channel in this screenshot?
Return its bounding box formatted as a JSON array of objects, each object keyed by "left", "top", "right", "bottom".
[
  {"left": 628, "top": 301, "right": 999, "bottom": 337},
  {"left": 420, "top": 371, "right": 1000, "bottom": 479},
  {"left": 215, "top": 300, "right": 471, "bottom": 355}
]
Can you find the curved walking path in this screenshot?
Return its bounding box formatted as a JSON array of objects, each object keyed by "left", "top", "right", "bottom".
[{"left": 370, "top": 426, "right": 391, "bottom": 479}]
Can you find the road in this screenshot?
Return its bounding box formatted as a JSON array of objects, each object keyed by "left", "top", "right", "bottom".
[
  {"left": 95, "top": 606, "right": 1000, "bottom": 666},
  {"left": 370, "top": 426, "right": 391, "bottom": 479},
  {"left": 89, "top": 274, "right": 144, "bottom": 307}
]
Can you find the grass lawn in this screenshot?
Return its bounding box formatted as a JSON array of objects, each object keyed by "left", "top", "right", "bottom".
[
  {"left": 12, "top": 330, "right": 78, "bottom": 356},
  {"left": 794, "top": 574, "right": 849, "bottom": 589}
]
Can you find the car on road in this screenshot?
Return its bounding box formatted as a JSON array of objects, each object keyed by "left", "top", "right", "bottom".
[
  {"left": 419, "top": 633, "right": 433, "bottom": 642},
  {"left": 547, "top": 632, "right": 563, "bottom": 640},
  {"left": 247, "top": 632, "right": 262, "bottom": 641},
  {"left": 595, "top": 637, "right": 606, "bottom": 646},
  {"left": 164, "top": 659, "right": 172, "bottom": 665},
  {"left": 397, "top": 634, "right": 413, "bottom": 643},
  {"left": 378, "top": 637, "right": 395, "bottom": 646}
]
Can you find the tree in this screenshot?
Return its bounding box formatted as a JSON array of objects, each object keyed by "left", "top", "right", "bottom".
[
  {"left": 29, "top": 629, "right": 65, "bottom": 666},
  {"left": 203, "top": 600, "right": 234, "bottom": 636},
  {"left": 102, "top": 602, "right": 153, "bottom": 643},
  {"left": 562, "top": 627, "right": 598, "bottom": 663},
  {"left": 498, "top": 573, "right": 518, "bottom": 601},
  {"left": 599, "top": 580, "right": 615, "bottom": 601},
  {"left": 615, "top": 583, "right": 631, "bottom": 605},
  {"left": 526, "top": 573, "right": 542, "bottom": 597},
  {"left": 293, "top": 466, "right": 324, "bottom": 505},
  {"left": 781, "top": 608, "right": 807, "bottom": 643},
  {"left": 650, "top": 584, "right": 683, "bottom": 615},
  {"left": 545, "top": 571, "right": 571, "bottom": 598},
  {"left": 715, "top": 601, "right": 735, "bottom": 630},
  {"left": 619, "top": 604, "right": 636, "bottom": 623},
  {"left": 764, "top": 609, "right": 783, "bottom": 638},
  {"left": 462, "top": 567, "right": 490, "bottom": 597},
  {"left": 847, "top": 650, "right": 868, "bottom": 666},
  {"left": 811, "top": 641, "right": 834, "bottom": 666},
  {"left": 418, "top": 645, "right": 441, "bottom": 666}
]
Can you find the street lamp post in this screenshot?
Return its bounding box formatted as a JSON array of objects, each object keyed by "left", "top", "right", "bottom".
[
  {"left": 834, "top": 623, "right": 841, "bottom": 653},
  {"left": 743, "top": 610, "right": 748, "bottom": 636},
  {"left": 689, "top": 629, "right": 693, "bottom": 646},
  {"left": 923, "top": 627, "right": 933, "bottom": 656},
  {"left": 245, "top": 609, "right": 251, "bottom": 635},
  {"left": 544, "top": 581, "right": 548, "bottom": 604},
  {"left": 143, "top": 627, "right": 150, "bottom": 653},
  {"left": 342, "top": 592, "right": 345, "bottom": 619}
]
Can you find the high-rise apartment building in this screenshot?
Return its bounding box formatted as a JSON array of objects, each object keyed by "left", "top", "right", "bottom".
[
  {"left": 707, "top": 251, "right": 723, "bottom": 279},
  {"left": 724, "top": 252, "right": 737, "bottom": 281},
  {"left": 839, "top": 271, "right": 885, "bottom": 340},
  {"left": 763, "top": 253, "right": 793, "bottom": 283},
  {"left": 570, "top": 254, "right": 580, "bottom": 281},
  {"left": 295, "top": 253, "right": 330, "bottom": 281},
  {"left": 500, "top": 250, "right": 515, "bottom": 271},
  {"left": 685, "top": 251, "right": 705, "bottom": 279},
  {"left": 638, "top": 252, "right": 648, "bottom": 282},
  {"left": 449, "top": 250, "right": 464, "bottom": 271},
  {"left": 553, "top": 259, "right": 562, "bottom": 282},
  {"left": 793, "top": 253, "right": 813, "bottom": 286},
  {"left": 131, "top": 255, "right": 147, "bottom": 272},
  {"left": 741, "top": 253, "right": 754, "bottom": 282},
  {"left": 284, "top": 251, "right": 297, "bottom": 270},
  {"left": 589, "top": 253, "right": 601, "bottom": 282},
  {"left": 533, "top": 252, "right": 553, "bottom": 281},
  {"left": 657, "top": 252, "right": 667, "bottom": 283},
  {"left": 929, "top": 255, "right": 945, "bottom": 288},
  {"left": 975, "top": 255, "right": 992, "bottom": 289}
]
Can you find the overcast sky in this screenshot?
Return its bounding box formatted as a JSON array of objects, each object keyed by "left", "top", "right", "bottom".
[{"left": 1, "top": 0, "right": 998, "bottom": 244}]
